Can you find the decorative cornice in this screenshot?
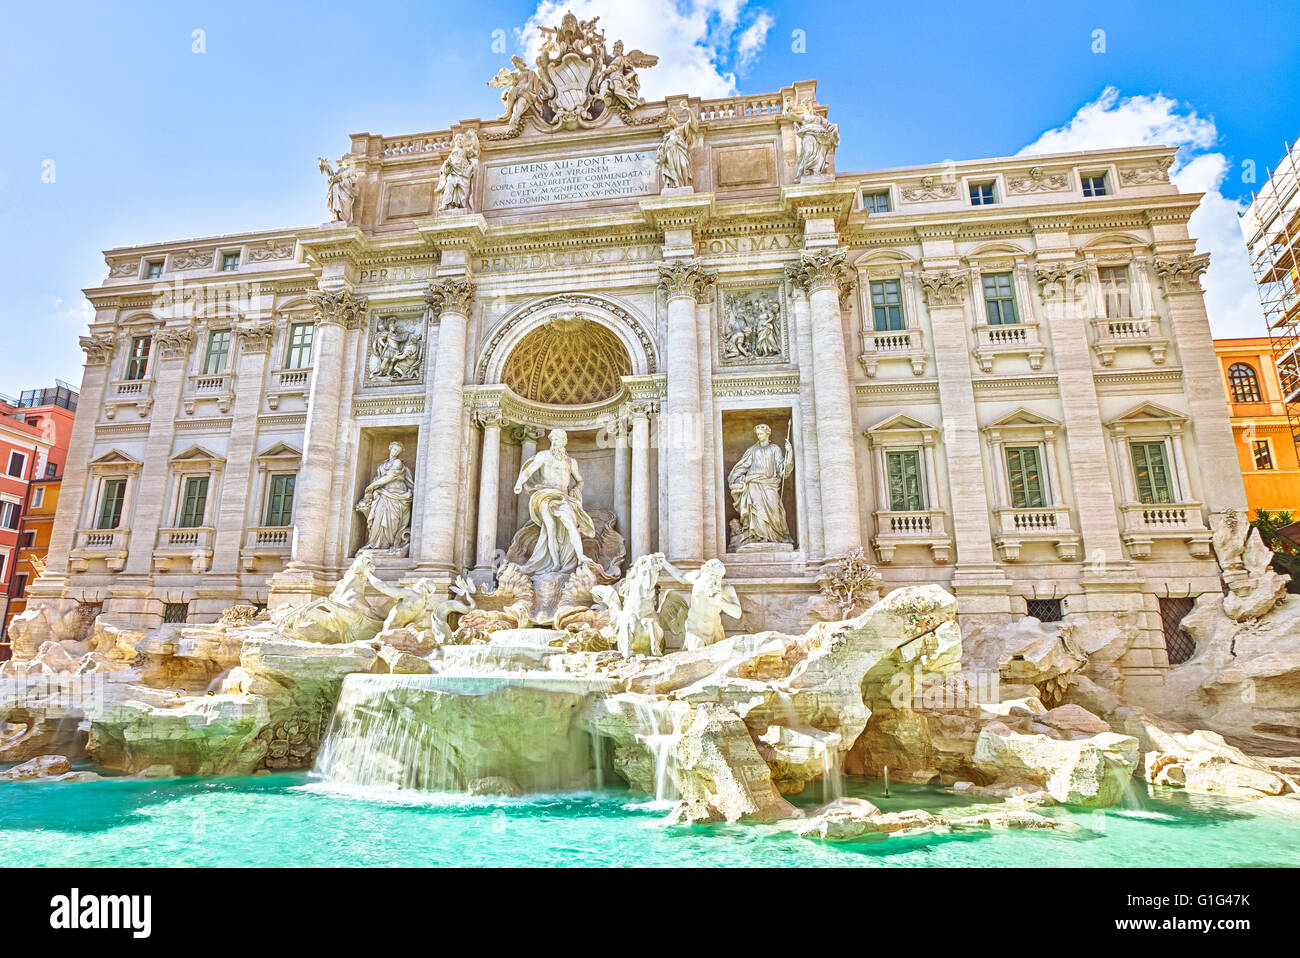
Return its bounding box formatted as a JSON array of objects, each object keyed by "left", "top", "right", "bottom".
[
  {"left": 918, "top": 270, "right": 967, "bottom": 307},
  {"left": 423, "top": 278, "right": 476, "bottom": 319},
  {"left": 310, "top": 288, "right": 368, "bottom": 328},
  {"left": 657, "top": 260, "right": 716, "bottom": 301},
  {"left": 1153, "top": 253, "right": 1211, "bottom": 294}
]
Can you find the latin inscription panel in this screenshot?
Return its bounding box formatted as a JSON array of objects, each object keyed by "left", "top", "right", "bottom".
[{"left": 484, "top": 150, "right": 659, "bottom": 210}]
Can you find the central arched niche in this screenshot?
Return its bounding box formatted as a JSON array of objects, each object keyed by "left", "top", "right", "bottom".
[{"left": 500, "top": 315, "right": 632, "bottom": 406}]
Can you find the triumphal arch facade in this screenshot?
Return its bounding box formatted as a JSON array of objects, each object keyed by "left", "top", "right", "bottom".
[{"left": 31, "top": 14, "right": 1247, "bottom": 694}]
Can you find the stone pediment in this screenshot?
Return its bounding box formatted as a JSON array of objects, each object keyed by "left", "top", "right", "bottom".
[
  {"left": 1107, "top": 400, "right": 1187, "bottom": 426},
  {"left": 169, "top": 444, "right": 226, "bottom": 466},
  {"left": 866, "top": 412, "right": 937, "bottom": 434},
  {"left": 88, "top": 448, "right": 142, "bottom": 467},
  {"left": 255, "top": 441, "right": 302, "bottom": 463},
  {"left": 984, "top": 407, "right": 1062, "bottom": 430}
]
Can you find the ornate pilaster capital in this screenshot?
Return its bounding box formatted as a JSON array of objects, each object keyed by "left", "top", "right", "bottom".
[
  {"left": 506, "top": 423, "right": 545, "bottom": 446},
  {"left": 79, "top": 334, "right": 116, "bottom": 365},
  {"left": 234, "top": 320, "right": 276, "bottom": 353},
  {"left": 424, "top": 278, "right": 476, "bottom": 319},
  {"left": 310, "top": 287, "right": 368, "bottom": 328},
  {"left": 657, "top": 260, "right": 716, "bottom": 302},
  {"left": 473, "top": 408, "right": 504, "bottom": 430},
  {"left": 787, "top": 248, "right": 855, "bottom": 305},
  {"left": 155, "top": 325, "right": 195, "bottom": 361},
  {"left": 627, "top": 398, "right": 658, "bottom": 419},
  {"left": 1153, "top": 252, "right": 1211, "bottom": 295},
  {"left": 1033, "top": 262, "right": 1088, "bottom": 290},
  {"left": 918, "top": 270, "right": 968, "bottom": 308}
]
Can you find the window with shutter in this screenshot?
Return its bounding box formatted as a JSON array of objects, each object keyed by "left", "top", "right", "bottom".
[
  {"left": 1130, "top": 441, "right": 1175, "bottom": 504},
  {"left": 179, "top": 476, "right": 209, "bottom": 528},
  {"left": 1005, "top": 446, "right": 1046, "bottom": 508},
  {"left": 885, "top": 450, "right": 925, "bottom": 511}
]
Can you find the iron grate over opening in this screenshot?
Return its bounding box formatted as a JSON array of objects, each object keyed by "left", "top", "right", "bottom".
[
  {"left": 1026, "top": 598, "right": 1064, "bottom": 623},
  {"left": 1159, "top": 596, "right": 1196, "bottom": 664},
  {"left": 162, "top": 602, "right": 190, "bottom": 625}
]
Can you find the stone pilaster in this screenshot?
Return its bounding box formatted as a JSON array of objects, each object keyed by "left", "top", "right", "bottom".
[
  {"left": 209, "top": 319, "right": 274, "bottom": 578},
  {"left": 787, "top": 249, "right": 862, "bottom": 558},
  {"left": 283, "top": 288, "right": 366, "bottom": 575},
  {"left": 657, "top": 260, "right": 713, "bottom": 565},
  {"left": 1154, "top": 251, "right": 1248, "bottom": 513},
  {"left": 122, "top": 324, "right": 195, "bottom": 578},
  {"left": 30, "top": 334, "right": 116, "bottom": 598},
  {"left": 417, "top": 277, "right": 475, "bottom": 574},
  {"left": 918, "top": 269, "right": 1004, "bottom": 588},
  {"left": 510, "top": 424, "right": 544, "bottom": 535},
  {"left": 611, "top": 417, "right": 631, "bottom": 552},
  {"left": 784, "top": 274, "right": 825, "bottom": 560}
]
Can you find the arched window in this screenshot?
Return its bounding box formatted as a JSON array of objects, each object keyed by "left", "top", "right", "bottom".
[{"left": 1228, "top": 363, "right": 1262, "bottom": 403}]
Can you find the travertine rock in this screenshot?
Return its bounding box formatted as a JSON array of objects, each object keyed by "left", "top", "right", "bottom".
[
  {"left": 973, "top": 723, "right": 1140, "bottom": 807},
  {"left": 671, "top": 704, "right": 796, "bottom": 823},
  {"left": 0, "top": 754, "right": 71, "bottom": 780},
  {"left": 1144, "top": 730, "right": 1292, "bottom": 798}
]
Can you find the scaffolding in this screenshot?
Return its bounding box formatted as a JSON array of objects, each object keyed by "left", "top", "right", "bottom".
[{"left": 1246, "top": 140, "right": 1300, "bottom": 459}]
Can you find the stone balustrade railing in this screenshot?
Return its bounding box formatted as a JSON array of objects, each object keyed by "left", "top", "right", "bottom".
[
  {"left": 858, "top": 327, "right": 927, "bottom": 376},
  {"left": 972, "top": 322, "right": 1046, "bottom": 372},
  {"left": 871, "top": 509, "right": 953, "bottom": 565},
  {"left": 1090, "top": 315, "right": 1168, "bottom": 365},
  {"left": 1120, "top": 502, "right": 1212, "bottom": 559}
]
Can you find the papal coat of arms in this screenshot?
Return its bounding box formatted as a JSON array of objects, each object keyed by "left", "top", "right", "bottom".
[{"left": 487, "top": 13, "right": 659, "bottom": 136}]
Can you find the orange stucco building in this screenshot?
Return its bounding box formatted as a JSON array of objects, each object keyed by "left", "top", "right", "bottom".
[{"left": 1216, "top": 337, "right": 1300, "bottom": 513}]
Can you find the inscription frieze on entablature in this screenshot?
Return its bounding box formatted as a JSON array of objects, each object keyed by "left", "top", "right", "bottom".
[
  {"left": 698, "top": 232, "right": 800, "bottom": 257},
  {"left": 358, "top": 264, "right": 438, "bottom": 285},
  {"left": 475, "top": 243, "right": 661, "bottom": 274}
]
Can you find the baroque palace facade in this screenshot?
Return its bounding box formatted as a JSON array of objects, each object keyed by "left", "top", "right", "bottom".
[{"left": 28, "top": 17, "right": 1245, "bottom": 695}]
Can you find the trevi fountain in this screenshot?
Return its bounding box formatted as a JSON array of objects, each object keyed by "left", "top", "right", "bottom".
[{"left": 2, "top": 14, "right": 1299, "bottom": 867}]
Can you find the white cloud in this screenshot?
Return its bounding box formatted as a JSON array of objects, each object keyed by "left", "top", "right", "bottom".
[
  {"left": 518, "top": 0, "right": 773, "bottom": 101},
  {"left": 1020, "top": 86, "right": 1266, "bottom": 339}
]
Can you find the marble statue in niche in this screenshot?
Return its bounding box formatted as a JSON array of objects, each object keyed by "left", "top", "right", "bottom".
[
  {"left": 368, "top": 316, "right": 424, "bottom": 383},
  {"left": 438, "top": 131, "right": 480, "bottom": 211},
  {"left": 356, "top": 441, "right": 414, "bottom": 556},
  {"left": 318, "top": 156, "right": 357, "bottom": 223},
  {"left": 728, "top": 424, "right": 795, "bottom": 551},
  {"left": 721, "top": 288, "right": 783, "bottom": 363},
  {"left": 788, "top": 99, "right": 839, "bottom": 180},
  {"left": 510, "top": 428, "right": 596, "bottom": 575},
  {"left": 657, "top": 105, "right": 699, "bottom": 190}
]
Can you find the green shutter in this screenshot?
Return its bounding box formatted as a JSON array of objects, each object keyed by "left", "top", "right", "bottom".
[
  {"left": 885, "top": 450, "right": 924, "bottom": 511},
  {"left": 982, "top": 272, "right": 1019, "bottom": 325},
  {"left": 179, "top": 476, "right": 209, "bottom": 528},
  {"left": 98, "top": 479, "right": 126, "bottom": 529},
  {"left": 1005, "top": 447, "right": 1046, "bottom": 508},
  {"left": 1131, "top": 441, "right": 1174, "bottom": 504},
  {"left": 266, "top": 475, "right": 296, "bottom": 526},
  {"left": 871, "top": 279, "right": 904, "bottom": 331},
  {"left": 203, "top": 331, "right": 231, "bottom": 374}
]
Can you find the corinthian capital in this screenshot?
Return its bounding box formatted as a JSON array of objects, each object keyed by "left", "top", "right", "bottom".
[
  {"left": 234, "top": 320, "right": 276, "bottom": 353},
  {"left": 1033, "top": 262, "right": 1088, "bottom": 290},
  {"left": 787, "top": 248, "right": 854, "bottom": 304},
  {"left": 657, "top": 260, "right": 716, "bottom": 302},
  {"left": 154, "top": 326, "right": 196, "bottom": 361},
  {"left": 1153, "top": 252, "right": 1211, "bottom": 294},
  {"left": 79, "top": 334, "right": 116, "bottom": 365},
  {"left": 424, "top": 278, "right": 476, "bottom": 319},
  {"left": 310, "top": 287, "right": 368, "bottom": 328},
  {"left": 918, "top": 270, "right": 968, "bottom": 308}
]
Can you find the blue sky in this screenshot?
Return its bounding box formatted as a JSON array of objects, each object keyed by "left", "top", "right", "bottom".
[{"left": 2, "top": 0, "right": 1297, "bottom": 392}]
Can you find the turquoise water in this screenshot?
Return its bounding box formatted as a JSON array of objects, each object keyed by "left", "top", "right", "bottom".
[{"left": 1, "top": 773, "right": 1298, "bottom": 867}]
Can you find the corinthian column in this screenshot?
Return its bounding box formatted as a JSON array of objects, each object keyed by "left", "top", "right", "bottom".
[
  {"left": 418, "top": 278, "right": 475, "bottom": 573},
  {"left": 787, "top": 249, "right": 862, "bottom": 557},
  {"left": 287, "top": 288, "right": 366, "bottom": 573},
  {"left": 657, "top": 260, "right": 712, "bottom": 565},
  {"left": 629, "top": 400, "right": 654, "bottom": 561},
  {"left": 473, "top": 410, "right": 503, "bottom": 571}
]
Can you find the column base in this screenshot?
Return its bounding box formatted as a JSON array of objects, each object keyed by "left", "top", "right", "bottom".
[
  {"left": 948, "top": 564, "right": 1013, "bottom": 615},
  {"left": 268, "top": 564, "right": 337, "bottom": 609}
]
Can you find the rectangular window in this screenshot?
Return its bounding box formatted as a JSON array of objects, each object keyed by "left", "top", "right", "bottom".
[
  {"left": 0, "top": 501, "right": 19, "bottom": 530},
  {"left": 12, "top": 573, "right": 28, "bottom": 598},
  {"left": 45, "top": 462, "right": 57, "bottom": 478},
  {"left": 20, "top": 530, "right": 35, "bottom": 548},
  {"left": 1131, "top": 441, "right": 1175, "bottom": 504},
  {"left": 145, "top": 260, "right": 164, "bottom": 279},
  {"left": 969, "top": 181, "right": 996, "bottom": 206},
  {"left": 97, "top": 479, "right": 127, "bottom": 529},
  {"left": 220, "top": 251, "right": 240, "bottom": 271},
  {"left": 6, "top": 451, "right": 25, "bottom": 478},
  {"left": 31, "top": 487, "right": 44, "bottom": 509},
  {"left": 1098, "top": 266, "right": 1133, "bottom": 318},
  {"left": 870, "top": 279, "right": 905, "bottom": 331},
  {"left": 203, "top": 330, "right": 232, "bottom": 374},
  {"left": 126, "top": 335, "right": 152, "bottom": 380},
  {"left": 1252, "top": 440, "right": 1275, "bottom": 471},
  {"left": 178, "top": 475, "right": 210, "bottom": 528},
  {"left": 1081, "top": 173, "right": 1108, "bottom": 197},
  {"left": 286, "top": 323, "right": 314, "bottom": 369},
  {"left": 884, "top": 450, "right": 925, "bottom": 511},
  {"left": 265, "top": 474, "right": 296, "bottom": 526},
  {"left": 862, "top": 190, "right": 891, "bottom": 214},
  {"left": 982, "top": 272, "right": 1020, "bottom": 325},
  {"left": 1005, "top": 446, "right": 1047, "bottom": 509},
  {"left": 0, "top": 551, "right": 6, "bottom": 580}
]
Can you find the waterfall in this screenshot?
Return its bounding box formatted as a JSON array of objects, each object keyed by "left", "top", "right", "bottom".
[
  {"left": 821, "top": 732, "right": 844, "bottom": 804},
  {"left": 627, "top": 697, "right": 687, "bottom": 804},
  {"left": 314, "top": 672, "right": 620, "bottom": 795}
]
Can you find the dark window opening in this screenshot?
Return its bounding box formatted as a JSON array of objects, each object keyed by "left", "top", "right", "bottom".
[
  {"left": 163, "top": 602, "right": 190, "bottom": 624},
  {"left": 1027, "top": 598, "right": 1064, "bottom": 622},
  {"left": 1159, "top": 596, "right": 1196, "bottom": 664}
]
